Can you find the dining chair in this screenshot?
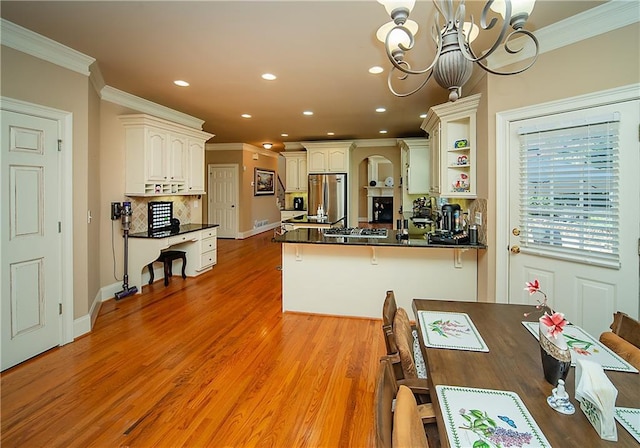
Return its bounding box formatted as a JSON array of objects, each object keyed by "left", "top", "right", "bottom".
[
  {"left": 374, "top": 356, "right": 436, "bottom": 448},
  {"left": 599, "top": 311, "right": 640, "bottom": 370},
  {"left": 381, "top": 291, "right": 428, "bottom": 380}
]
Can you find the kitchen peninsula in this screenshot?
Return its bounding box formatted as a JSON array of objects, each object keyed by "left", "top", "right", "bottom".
[{"left": 274, "top": 228, "right": 485, "bottom": 317}]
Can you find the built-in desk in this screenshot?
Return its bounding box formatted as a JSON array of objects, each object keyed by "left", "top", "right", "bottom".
[{"left": 128, "top": 224, "right": 218, "bottom": 292}]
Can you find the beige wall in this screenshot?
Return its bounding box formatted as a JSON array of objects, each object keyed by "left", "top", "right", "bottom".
[
  {"left": 202, "top": 149, "right": 242, "bottom": 224},
  {"left": 1, "top": 46, "right": 96, "bottom": 319},
  {"left": 477, "top": 24, "right": 640, "bottom": 301}
]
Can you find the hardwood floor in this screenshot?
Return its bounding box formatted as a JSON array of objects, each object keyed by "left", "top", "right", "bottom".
[{"left": 1, "top": 231, "right": 386, "bottom": 447}]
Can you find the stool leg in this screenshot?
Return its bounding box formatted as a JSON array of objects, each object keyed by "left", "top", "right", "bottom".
[
  {"left": 164, "top": 260, "right": 170, "bottom": 286},
  {"left": 147, "top": 263, "right": 154, "bottom": 285},
  {"left": 181, "top": 255, "right": 186, "bottom": 279}
]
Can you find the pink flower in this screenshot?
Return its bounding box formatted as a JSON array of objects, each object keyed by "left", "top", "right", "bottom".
[
  {"left": 525, "top": 279, "right": 541, "bottom": 295},
  {"left": 540, "top": 312, "right": 567, "bottom": 338}
]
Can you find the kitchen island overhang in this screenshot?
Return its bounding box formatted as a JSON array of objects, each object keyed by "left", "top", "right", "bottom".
[{"left": 274, "top": 228, "right": 485, "bottom": 318}]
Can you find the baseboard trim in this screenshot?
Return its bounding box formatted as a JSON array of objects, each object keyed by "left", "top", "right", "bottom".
[{"left": 238, "top": 222, "right": 280, "bottom": 239}]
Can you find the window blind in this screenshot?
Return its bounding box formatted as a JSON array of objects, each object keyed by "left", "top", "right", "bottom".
[{"left": 517, "top": 115, "right": 620, "bottom": 268}]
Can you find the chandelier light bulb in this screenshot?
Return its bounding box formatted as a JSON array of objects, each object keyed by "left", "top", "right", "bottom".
[
  {"left": 462, "top": 22, "right": 479, "bottom": 43},
  {"left": 378, "top": 0, "right": 416, "bottom": 21}
]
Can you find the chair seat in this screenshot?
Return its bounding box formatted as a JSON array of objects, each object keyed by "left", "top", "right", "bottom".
[{"left": 147, "top": 250, "right": 186, "bottom": 286}]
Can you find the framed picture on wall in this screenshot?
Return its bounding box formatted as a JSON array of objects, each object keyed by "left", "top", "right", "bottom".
[{"left": 254, "top": 168, "right": 275, "bottom": 196}]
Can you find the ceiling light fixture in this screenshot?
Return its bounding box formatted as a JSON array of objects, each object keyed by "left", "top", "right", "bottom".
[
  {"left": 174, "top": 80, "right": 189, "bottom": 87},
  {"left": 262, "top": 143, "right": 273, "bottom": 150},
  {"left": 241, "top": 114, "right": 252, "bottom": 118},
  {"left": 376, "top": 107, "right": 387, "bottom": 113},
  {"left": 303, "top": 111, "right": 314, "bottom": 116},
  {"left": 376, "top": 0, "right": 538, "bottom": 101},
  {"left": 369, "top": 66, "right": 384, "bottom": 74},
  {"left": 262, "top": 73, "right": 277, "bottom": 80}
]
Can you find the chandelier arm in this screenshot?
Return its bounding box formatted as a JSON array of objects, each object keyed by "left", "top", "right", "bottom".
[
  {"left": 460, "top": 1, "right": 513, "bottom": 63},
  {"left": 384, "top": 19, "right": 443, "bottom": 77},
  {"left": 472, "top": 30, "right": 540, "bottom": 75},
  {"left": 387, "top": 66, "right": 435, "bottom": 97}
]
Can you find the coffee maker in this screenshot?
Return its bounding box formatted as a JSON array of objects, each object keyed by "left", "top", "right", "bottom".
[
  {"left": 441, "top": 203, "right": 462, "bottom": 234},
  {"left": 293, "top": 197, "right": 304, "bottom": 211}
]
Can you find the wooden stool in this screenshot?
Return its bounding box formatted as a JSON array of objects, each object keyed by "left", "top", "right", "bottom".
[{"left": 147, "top": 250, "right": 186, "bottom": 286}]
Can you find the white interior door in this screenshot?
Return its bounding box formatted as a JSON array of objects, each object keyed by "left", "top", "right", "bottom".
[
  {"left": 507, "top": 100, "right": 639, "bottom": 337},
  {"left": 1, "top": 110, "right": 62, "bottom": 370},
  {"left": 208, "top": 164, "right": 238, "bottom": 238}
]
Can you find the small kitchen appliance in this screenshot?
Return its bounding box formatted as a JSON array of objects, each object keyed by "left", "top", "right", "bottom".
[
  {"left": 111, "top": 201, "right": 139, "bottom": 300},
  {"left": 293, "top": 197, "right": 304, "bottom": 211},
  {"left": 441, "top": 203, "right": 462, "bottom": 233}
]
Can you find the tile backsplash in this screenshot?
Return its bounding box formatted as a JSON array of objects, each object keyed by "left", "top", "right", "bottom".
[{"left": 127, "top": 196, "right": 192, "bottom": 233}]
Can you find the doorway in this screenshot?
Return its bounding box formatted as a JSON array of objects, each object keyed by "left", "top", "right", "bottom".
[
  {"left": 208, "top": 164, "right": 239, "bottom": 238},
  {"left": 497, "top": 86, "right": 639, "bottom": 336}
]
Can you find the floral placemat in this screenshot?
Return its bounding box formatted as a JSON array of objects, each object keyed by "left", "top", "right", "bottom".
[
  {"left": 417, "top": 311, "right": 489, "bottom": 352},
  {"left": 521, "top": 322, "right": 639, "bottom": 373},
  {"left": 615, "top": 407, "right": 640, "bottom": 443},
  {"left": 436, "top": 385, "right": 551, "bottom": 448}
]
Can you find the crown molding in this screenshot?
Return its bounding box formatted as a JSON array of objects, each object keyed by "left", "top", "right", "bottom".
[
  {"left": 0, "top": 18, "right": 94, "bottom": 76},
  {"left": 487, "top": 0, "right": 639, "bottom": 69},
  {"left": 101, "top": 85, "right": 205, "bottom": 130},
  {"left": 352, "top": 138, "right": 399, "bottom": 148},
  {"left": 206, "top": 142, "right": 279, "bottom": 159},
  {"left": 89, "top": 62, "right": 105, "bottom": 95}
]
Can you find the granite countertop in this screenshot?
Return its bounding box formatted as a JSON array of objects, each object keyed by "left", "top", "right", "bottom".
[
  {"left": 274, "top": 228, "right": 486, "bottom": 249},
  {"left": 283, "top": 215, "right": 345, "bottom": 226},
  {"left": 129, "top": 223, "right": 219, "bottom": 239}
]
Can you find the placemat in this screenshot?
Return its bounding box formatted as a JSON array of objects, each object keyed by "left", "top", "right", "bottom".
[
  {"left": 522, "top": 321, "right": 639, "bottom": 373},
  {"left": 615, "top": 407, "right": 640, "bottom": 443},
  {"left": 436, "top": 385, "right": 551, "bottom": 448},
  {"left": 417, "top": 310, "right": 489, "bottom": 352}
]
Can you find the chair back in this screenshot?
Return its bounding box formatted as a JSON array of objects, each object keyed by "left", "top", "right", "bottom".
[
  {"left": 382, "top": 290, "right": 399, "bottom": 354},
  {"left": 393, "top": 308, "right": 418, "bottom": 379},
  {"left": 374, "top": 357, "right": 397, "bottom": 448},
  {"left": 610, "top": 312, "right": 640, "bottom": 349}
]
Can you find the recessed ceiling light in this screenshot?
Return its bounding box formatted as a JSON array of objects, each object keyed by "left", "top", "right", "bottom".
[
  {"left": 241, "top": 114, "right": 252, "bottom": 119},
  {"left": 281, "top": 133, "right": 289, "bottom": 137},
  {"left": 327, "top": 132, "right": 335, "bottom": 136},
  {"left": 419, "top": 113, "right": 427, "bottom": 119},
  {"left": 369, "top": 66, "right": 384, "bottom": 74},
  {"left": 379, "top": 130, "right": 388, "bottom": 134},
  {"left": 174, "top": 80, "right": 189, "bottom": 87},
  {"left": 262, "top": 73, "right": 277, "bottom": 81},
  {"left": 376, "top": 107, "right": 386, "bottom": 113},
  {"left": 262, "top": 143, "right": 273, "bottom": 150},
  {"left": 303, "top": 111, "right": 314, "bottom": 116}
]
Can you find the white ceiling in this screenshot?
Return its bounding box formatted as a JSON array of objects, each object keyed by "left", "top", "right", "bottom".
[{"left": 1, "top": 1, "right": 606, "bottom": 151}]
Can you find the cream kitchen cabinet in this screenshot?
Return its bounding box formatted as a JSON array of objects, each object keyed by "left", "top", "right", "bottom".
[
  {"left": 303, "top": 141, "right": 352, "bottom": 173},
  {"left": 282, "top": 151, "right": 307, "bottom": 192},
  {"left": 421, "top": 94, "right": 480, "bottom": 198},
  {"left": 120, "top": 114, "right": 213, "bottom": 196},
  {"left": 399, "top": 138, "right": 430, "bottom": 194},
  {"left": 197, "top": 227, "right": 217, "bottom": 271}
]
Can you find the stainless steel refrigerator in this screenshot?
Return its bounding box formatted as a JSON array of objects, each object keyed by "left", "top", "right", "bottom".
[{"left": 308, "top": 173, "right": 347, "bottom": 226}]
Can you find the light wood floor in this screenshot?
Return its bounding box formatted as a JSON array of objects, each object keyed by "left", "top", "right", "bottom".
[{"left": 1, "top": 231, "right": 386, "bottom": 447}]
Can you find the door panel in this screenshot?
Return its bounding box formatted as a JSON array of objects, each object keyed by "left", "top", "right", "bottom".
[
  {"left": 508, "top": 100, "right": 639, "bottom": 336},
  {"left": 208, "top": 165, "right": 238, "bottom": 238},
  {"left": 2, "top": 110, "right": 61, "bottom": 370}
]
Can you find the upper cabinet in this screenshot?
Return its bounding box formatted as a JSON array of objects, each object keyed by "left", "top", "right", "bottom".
[
  {"left": 421, "top": 94, "right": 480, "bottom": 198},
  {"left": 399, "top": 138, "right": 430, "bottom": 194},
  {"left": 282, "top": 151, "right": 307, "bottom": 192},
  {"left": 120, "top": 114, "right": 213, "bottom": 196},
  {"left": 304, "top": 141, "right": 352, "bottom": 173}
]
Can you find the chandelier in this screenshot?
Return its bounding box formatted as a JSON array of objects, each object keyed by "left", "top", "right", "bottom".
[{"left": 376, "top": 0, "right": 539, "bottom": 101}]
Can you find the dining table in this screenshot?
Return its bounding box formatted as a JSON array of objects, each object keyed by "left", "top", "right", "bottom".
[{"left": 412, "top": 299, "right": 640, "bottom": 447}]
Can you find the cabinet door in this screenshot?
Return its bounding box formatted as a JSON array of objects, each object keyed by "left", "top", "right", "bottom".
[
  {"left": 308, "top": 149, "right": 327, "bottom": 172},
  {"left": 169, "top": 135, "right": 187, "bottom": 182},
  {"left": 407, "top": 147, "right": 429, "bottom": 194},
  {"left": 327, "top": 148, "right": 347, "bottom": 172},
  {"left": 297, "top": 157, "right": 307, "bottom": 191},
  {"left": 285, "top": 157, "right": 301, "bottom": 190},
  {"left": 187, "top": 139, "right": 205, "bottom": 192},
  {"left": 430, "top": 124, "right": 441, "bottom": 194},
  {"left": 146, "top": 129, "right": 168, "bottom": 181}
]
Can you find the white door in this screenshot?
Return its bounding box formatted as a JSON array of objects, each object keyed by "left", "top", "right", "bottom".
[
  {"left": 1, "top": 110, "right": 62, "bottom": 370},
  {"left": 507, "top": 100, "right": 639, "bottom": 337},
  {"left": 208, "top": 164, "right": 238, "bottom": 239}
]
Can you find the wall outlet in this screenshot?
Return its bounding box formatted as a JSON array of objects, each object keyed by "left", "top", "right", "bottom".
[{"left": 475, "top": 212, "right": 482, "bottom": 225}]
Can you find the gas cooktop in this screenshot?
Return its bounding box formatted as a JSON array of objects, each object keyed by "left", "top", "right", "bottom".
[{"left": 323, "top": 228, "right": 388, "bottom": 238}]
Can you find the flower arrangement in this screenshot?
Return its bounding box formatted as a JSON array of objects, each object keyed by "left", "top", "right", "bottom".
[{"left": 524, "top": 279, "right": 568, "bottom": 339}]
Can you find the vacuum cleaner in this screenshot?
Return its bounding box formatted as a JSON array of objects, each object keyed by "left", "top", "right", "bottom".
[{"left": 112, "top": 201, "right": 138, "bottom": 300}]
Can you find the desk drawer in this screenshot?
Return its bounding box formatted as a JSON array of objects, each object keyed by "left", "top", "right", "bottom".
[
  {"left": 201, "top": 228, "right": 217, "bottom": 239},
  {"left": 167, "top": 233, "right": 196, "bottom": 246},
  {"left": 200, "top": 250, "right": 217, "bottom": 269},
  {"left": 201, "top": 236, "right": 217, "bottom": 252}
]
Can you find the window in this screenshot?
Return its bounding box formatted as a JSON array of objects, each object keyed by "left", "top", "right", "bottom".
[{"left": 517, "top": 114, "right": 620, "bottom": 268}]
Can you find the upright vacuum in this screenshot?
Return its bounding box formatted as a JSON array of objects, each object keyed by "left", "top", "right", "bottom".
[{"left": 112, "top": 201, "right": 138, "bottom": 300}]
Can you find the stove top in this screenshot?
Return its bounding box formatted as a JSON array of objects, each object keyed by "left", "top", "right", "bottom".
[{"left": 323, "top": 227, "right": 388, "bottom": 238}]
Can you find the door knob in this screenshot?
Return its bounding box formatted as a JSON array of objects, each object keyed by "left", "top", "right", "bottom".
[
  {"left": 510, "top": 245, "right": 520, "bottom": 254},
  {"left": 512, "top": 228, "right": 520, "bottom": 236}
]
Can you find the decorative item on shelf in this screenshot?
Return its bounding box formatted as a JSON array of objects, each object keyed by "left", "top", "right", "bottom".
[
  {"left": 384, "top": 176, "right": 394, "bottom": 187},
  {"left": 457, "top": 155, "right": 468, "bottom": 165},
  {"left": 452, "top": 173, "right": 470, "bottom": 192},
  {"left": 454, "top": 139, "right": 468, "bottom": 149},
  {"left": 524, "top": 279, "right": 571, "bottom": 385},
  {"left": 370, "top": 180, "right": 377, "bottom": 187},
  {"left": 376, "top": 0, "right": 539, "bottom": 101}
]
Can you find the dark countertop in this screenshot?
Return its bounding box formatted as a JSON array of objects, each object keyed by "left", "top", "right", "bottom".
[
  {"left": 282, "top": 215, "right": 345, "bottom": 226},
  {"left": 129, "top": 223, "right": 219, "bottom": 239},
  {"left": 274, "top": 228, "right": 486, "bottom": 249}
]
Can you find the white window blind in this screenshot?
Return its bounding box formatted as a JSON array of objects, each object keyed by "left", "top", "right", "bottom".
[{"left": 517, "top": 114, "right": 620, "bottom": 268}]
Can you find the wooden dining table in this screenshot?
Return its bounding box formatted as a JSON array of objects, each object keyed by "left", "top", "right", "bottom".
[{"left": 412, "top": 299, "right": 640, "bottom": 447}]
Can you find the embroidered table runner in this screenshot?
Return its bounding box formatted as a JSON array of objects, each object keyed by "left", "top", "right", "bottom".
[
  {"left": 417, "top": 310, "right": 489, "bottom": 352},
  {"left": 615, "top": 407, "right": 640, "bottom": 443},
  {"left": 436, "top": 385, "right": 551, "bottom": 448},
  {"left": 521, "top": 321, "right": 639, "bottom": 373}
]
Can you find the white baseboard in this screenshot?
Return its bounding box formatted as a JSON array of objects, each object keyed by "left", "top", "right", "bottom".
[{"left": 238, "top": 222, "right": 280, "bottom": 239}]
